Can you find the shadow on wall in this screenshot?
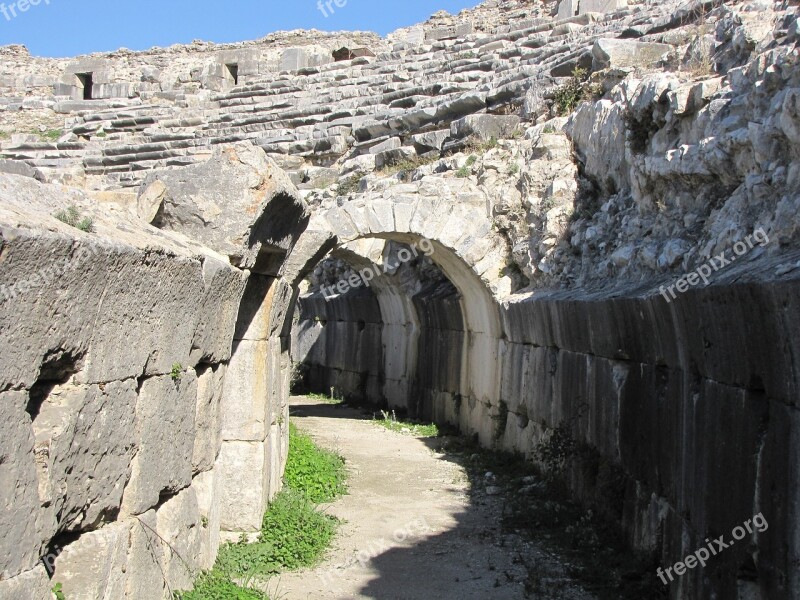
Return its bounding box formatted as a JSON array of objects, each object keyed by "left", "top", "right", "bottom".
[{"left": 290, "top": 275, "right": 465, "bottom": 417}]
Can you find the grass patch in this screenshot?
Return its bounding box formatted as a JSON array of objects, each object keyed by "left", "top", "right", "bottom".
[
  {"left": 305, "top": 390, "right": 343, "bottom": 405},
  {"left": 177, "top": 571, "right": 269, "bottom": 600},
  {"left": 464, "top": 136, "right": 499, "bottom": 154},
  {"left": 378, "top": 153, "right": 439, "bottom": 176},
  {"left": 284, "top": 423, "right": 347, "bottom": 503},
  {"left": 53, "top": 205, "right": 94, "bottom": 233},
  {"left": 215, "top": 488, "right": 338, "bottom": 578},
  {"left": 335, "top": 175, "right": 361, "bottom": 196},
  {"left": 373, "top": 409, "right": 439, "bottom": 437},
  {"left": 40, "top": 129, "right": 62, "bottom": 142},
  {"left": 553, "top": 67, "right": 592, "bottom": 116},
  {"left": 178, "top": 420, "right": 347, "bottom": 599}
]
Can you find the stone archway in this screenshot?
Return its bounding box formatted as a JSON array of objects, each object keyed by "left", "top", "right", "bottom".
[{"left": 292, "top": 186, "right": 515, "bottom": 445}]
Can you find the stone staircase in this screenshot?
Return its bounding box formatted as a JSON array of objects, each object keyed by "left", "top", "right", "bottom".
[{"left": 0, "top": 0, "right": 724, "bottom": 189}]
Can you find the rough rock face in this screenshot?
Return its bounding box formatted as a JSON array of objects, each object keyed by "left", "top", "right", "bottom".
[
  {"left": 140, "top": 141, "right": 310, "bottom": 271},
  {"left": 0, "top": 0, "right": 799, "bottom": 599}
]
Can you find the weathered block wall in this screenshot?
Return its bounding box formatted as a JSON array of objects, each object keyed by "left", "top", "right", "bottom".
[
  {"left": 497, "top": 268, "right": 800, "bottom": 600},
  {"left": 0, "top": 151, "right": 310, "bottom": 598},
  {"left": 0, "top": 220, "right": 242, "bottom": 596},
  {"left": 291, "top": 288, "right": 384, "bottom": 402}
]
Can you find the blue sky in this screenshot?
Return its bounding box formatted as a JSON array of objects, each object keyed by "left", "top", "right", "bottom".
[{"left": 0, "top": 0, "right": 482, "bottom": 57}]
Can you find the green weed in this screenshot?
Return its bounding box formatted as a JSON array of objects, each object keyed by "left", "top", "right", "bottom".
[
  {"left": 284, "top": 423, "right": 347, "bottom": 503},
  {"left": 178, "top": 420, "right": 347, "bottom": 598},
  {"left": 373, "top": 409, "right": 439, "bottom": 437},
  {"left": 175, "top": 571, "right": 268, "bottom": 600},
  {"left": 53, "top": 205, "right": 94, "bottom": 233},
  {"left": 553, "top": 67, "right": 590, "bottom": 116}
]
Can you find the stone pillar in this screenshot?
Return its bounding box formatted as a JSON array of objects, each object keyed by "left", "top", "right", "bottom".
[{"left": 218, "top": 274, "right": 292, "bottom": 533}]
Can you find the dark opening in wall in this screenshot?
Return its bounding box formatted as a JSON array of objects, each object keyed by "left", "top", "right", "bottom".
[
  {"left": 226, "top": 63, "right": 239, "bottom": 86},
  {"left": 26, "top": 349, "right": 84, "bottom": 420},
  {"left": 332, "top": 47, "right": 376, "bottom": 62},
  {"left": 76, "top": 72, "right": 93, "bottom": 100}
]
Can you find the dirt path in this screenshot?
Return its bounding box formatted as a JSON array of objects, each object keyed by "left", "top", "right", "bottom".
[{"left": 264, "top": 397, "right": 597, "bottom": 600}]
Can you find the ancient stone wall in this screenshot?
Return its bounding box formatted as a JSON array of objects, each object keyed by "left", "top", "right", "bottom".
[{"left": 0, "top": 144, "right": 317, "bottom": 598}]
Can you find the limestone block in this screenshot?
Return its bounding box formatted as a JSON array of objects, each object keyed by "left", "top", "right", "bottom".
[
  {"left": 368, "top": 137, "right": 402, "bottom": 155},
  {"left": 137, "top": 179, "right": 167, "bottom": 223},
  {"left": 191, "top": 256, "right": 248, "bottom": 365},
  {"left": 374, "top": 146, "right": 417, "bottom": 169},
  {"left": 218, "top": 440, "right": 269, "bottom": 531},
  {"left": 411, "top": 129, "right": 450, "bottom": 153},
  {"left": 221, "top": 340, "right": 269, "bottom": 441},
  {"left": 451, "top": 114, "right": 520, "bottom": 141},
  {"left": 233, "top": 274, "right": 278, "bottom": 342},
  {"left": 579, "top": 0, "right": 627, "bottom": 14},
  {"left": 557, "top": 0, "right": 579, "bottom": 19},
  {"left": 193, "top": 467, "right": 222, "bottom": 569},
  {"left": 156, "top": 487, "right": 202, "bottom": 592},
  {"left": 366, "top": 199, "right": 396, "bottom": 233},
  {"left": 122, "top": 372, "right": 198, "bottom": 515},
  {"left": 0, "top": 566, "right": 51, "bottom": 600},
  {"left": 193, "top": 363, "right": 226, "bottom": 474},
  {"left": 592, "top": 39, "right": 672, "bottom": 71},
  {"left": 0, "top": 226, "right": 201, "bottom": 388},
  {"left": 52, "top": 522, "right": 129, "bottom": 600},
  {"left": 281, "top": 48, "right": 309, "bottom": 71},
  {"left": 0, "top": 391, "right": 48, "bottom": 579},
  {"left": 126, "top": 510, "right": 166, "bottom": 599},
  {"left": 140, "top": 142, "right": 309, "bottom": 270},
  {"left": 32, "top": 380, "right": 137, "bottom": 533},
  {"left": 393, "top": 197, "right": 417, "bottom": 232},
  {"left": 266, "top": 424, "right": 285, "bottom": 500}
]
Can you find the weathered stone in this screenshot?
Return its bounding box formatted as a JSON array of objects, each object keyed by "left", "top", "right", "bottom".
[
  {"left": 193, "top": 363, "right": 226, "bottom": 474},
  {"left": 141, "top": 142, "right": 310, "bottom": 271},
  {"left": 32, "top": 380, "right": 138, "bottom": 533},
  {"left": 451, "top": 114, "right": 521, "bottom": 141},
  {"left": 0, "top": 566, "right": 51, "bottom": 600},
  {"left": 374, "top": 146, "right": 417, "bottom": 169},
  {"left": 193, "top": 467, "right": 222, "bottom": 569},
  {"left": 592, "top": 39, "right": 672, "bottom": 71},
  {"left": 122, "top": 373, "right": 198, "bottom": 515},
  {"left": 136, "top": 178, "right": 167, "bottom": 223},
  {"left": 0, "top": 392, "right": 44, "bottom": 579},
  {"left": 218, "top": 440, "right": 270, "bottom": 531},
  {"left": 557, "top": 0, "right": 579, "bottom": 19},
  {"left": 52, "top": 523, "right": 129, "bottom": 600},
  {"left": 155, "top": 487, "right": 202, "bottom": 592},
  {"left": 579, "top": 0, "right": 627, "bottom": 14}
]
